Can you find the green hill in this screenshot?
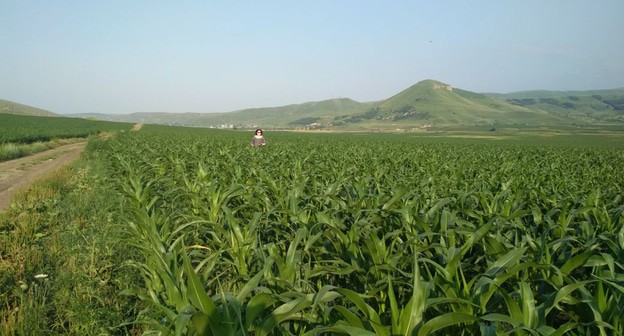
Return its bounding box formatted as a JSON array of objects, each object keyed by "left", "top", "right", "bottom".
[
  {"left": 331, "top": 80, "right": 569, "bottom": 128},
  {"left": 0, "top": 98, "right": 57, "bottom": 116},
  {"left": 212, "top": 98, "right": 374, "bottom": 128}
]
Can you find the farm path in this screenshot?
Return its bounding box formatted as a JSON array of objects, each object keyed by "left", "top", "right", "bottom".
[{"left": 0, "top": 142, "right": 86, "bottom": 212}]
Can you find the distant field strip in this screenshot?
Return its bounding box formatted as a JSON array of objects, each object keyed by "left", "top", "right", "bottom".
[{"left": 0, "top": 113, "right": 132, "bottom": 144}]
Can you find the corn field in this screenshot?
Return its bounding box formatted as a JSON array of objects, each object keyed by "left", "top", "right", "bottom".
[
  {"left": 0, "top": 113, "right": 132, "bottom": 144},
  {"left": 91, "top": 127, "right": 623, "bottom": 335}
]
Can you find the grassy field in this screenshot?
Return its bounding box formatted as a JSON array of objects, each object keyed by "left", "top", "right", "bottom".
[{"left": 1, "top": 126, "right": 623, "bottom": 335}]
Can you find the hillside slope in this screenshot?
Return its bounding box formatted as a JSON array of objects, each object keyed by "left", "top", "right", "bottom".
[
  {"left": 0, "top": 98, "right": 57, "bottom": 116},
  {"left": 333, "top": 80, "right": 569, "bottom": 127},
  {"left": 485, "top": 88, "right": 624, "bottom": 123},
  {"left": 485, "top": 88, "right": 624, "bottom": 99},
  {"left": 213, "top": 98, "right": 374, "bottom": 128},
  {"left": 75, "top": 98, "right": 374, "bottom": 128}
]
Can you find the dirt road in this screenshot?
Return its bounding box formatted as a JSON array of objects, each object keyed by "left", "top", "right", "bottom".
[{"left": 0, "top": 142, "right": 87, "bottom": 212}]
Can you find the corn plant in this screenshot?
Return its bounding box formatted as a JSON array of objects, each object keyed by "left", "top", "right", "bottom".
[{"left": 88, "top": 126, "right": 624, "bottom": 335}]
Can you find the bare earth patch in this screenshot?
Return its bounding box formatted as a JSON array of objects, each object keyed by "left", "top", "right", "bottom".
[{"left": 0, "top": 142, "right": 86, "bottom": 212}]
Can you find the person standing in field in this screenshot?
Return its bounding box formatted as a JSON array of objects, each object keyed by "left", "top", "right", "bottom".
[{"left": 251, "top": 129, "right": 267, "bottom": 147}]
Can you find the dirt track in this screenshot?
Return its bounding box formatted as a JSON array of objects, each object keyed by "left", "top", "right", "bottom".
[{"left": 0, "top": 142, "right": 86, "bottom": 212}]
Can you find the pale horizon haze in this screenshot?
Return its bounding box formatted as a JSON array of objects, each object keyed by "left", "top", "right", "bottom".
[{"left": 1, "top": 1, "right": 623, "bottom": 115}]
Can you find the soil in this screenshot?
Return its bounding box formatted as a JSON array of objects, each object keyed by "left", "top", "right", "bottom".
[{"left": 0, "top": 142, "right": 87, "bottom": 212}]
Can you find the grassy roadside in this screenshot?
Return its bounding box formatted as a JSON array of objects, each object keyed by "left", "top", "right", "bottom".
[
  {"left": 0, "top": 137, "right": 142, "bottom": 335},
  {"left": 0, "top": 138, "right": 85, "bottom": 162}
]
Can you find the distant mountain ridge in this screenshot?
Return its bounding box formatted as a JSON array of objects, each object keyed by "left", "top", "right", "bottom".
[
  {"left": 4, "top": 80, "right": 624, "bottom": 129},
  {"left": 483, "top": 87, "right": 624, "bottom": 124},
  {"left": 484, "top": 88, "right": 624, "bottom": 99}
]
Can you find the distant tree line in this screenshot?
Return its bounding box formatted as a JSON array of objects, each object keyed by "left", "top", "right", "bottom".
[
  {"left": 507, "top": 98, "right": 537, "bottom": 106},
  {"left": 589, "top": 95, "right": 624, "bottom": 112},
  {"left": 508, "top": 98, "right": 575, "bottom": 109},
  {"left": 602, "top": 97, "right": 624, "bottom": 111},
  {"left": 333, "top": 108, "right": 381, "bottom": 124},
  {"left": 289, "top": 117, "right": 320, "bottom": 126},
  {"left": 332, "top": 105, "right": 432, "bottom": 124}
]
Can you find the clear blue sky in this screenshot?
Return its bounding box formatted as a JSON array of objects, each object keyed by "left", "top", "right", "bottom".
[{"left": 1, "top": 1, "right": 623, "bottom": 114}]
